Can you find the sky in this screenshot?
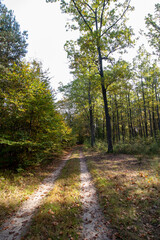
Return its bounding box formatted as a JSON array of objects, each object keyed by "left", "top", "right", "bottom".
[{"left": 2, "top": 0, "right": 158, "bottom": 94}]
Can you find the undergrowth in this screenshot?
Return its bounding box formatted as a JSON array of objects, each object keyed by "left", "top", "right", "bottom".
[
  {"left": 85, "top": 150, "right": 160, "bottom": 240},
  {"left": 84, "top": 138, "right": 160, "bottom": 156}
]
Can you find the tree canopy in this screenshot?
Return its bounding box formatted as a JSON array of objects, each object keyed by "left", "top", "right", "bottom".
[
  {"left": 0, "top": 2, "right": 28, "bottom": 66},
  {"left": 0, "top": 2, "right": 74, "bottom": 169}
]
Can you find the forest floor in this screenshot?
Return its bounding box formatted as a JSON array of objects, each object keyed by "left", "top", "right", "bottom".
[
  {"left": 0, "top": 146, "right": 160, "bottom": 240},
  {"left": 85, "top": 149, "right": 160, "bottom": 240}
]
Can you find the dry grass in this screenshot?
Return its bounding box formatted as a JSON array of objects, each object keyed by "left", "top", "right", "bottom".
[
  {"left": 24, "top": 152, "right": 82, "bottom": 240},
  {"left": 0, "top": 151, "right": 69, "bottom": 227},
  {"left": 85, "top": 150, "right": 160, "bottom": 240}
]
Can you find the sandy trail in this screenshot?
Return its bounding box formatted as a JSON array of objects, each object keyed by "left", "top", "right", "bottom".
[
  {"left": 0, "top": 152, "right": 72, "bottom": 240},
  {"left": 80, "top": 151, "right": 110, "bottom": 240}
]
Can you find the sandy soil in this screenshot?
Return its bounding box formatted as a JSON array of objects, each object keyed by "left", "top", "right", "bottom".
[
  {"left": 0, "top": 152, "right": 72, "bottom": 240},
  {"left": 80, "top": 151, "right": 110, "bottom": 240}
]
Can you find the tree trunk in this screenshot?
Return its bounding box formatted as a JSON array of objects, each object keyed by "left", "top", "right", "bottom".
[
  {"left": 141, "top": 78, "right": 148, "bottom": 137},
  {"left": 102, "top": 115, "right": 105, "bottom": 140},
  {"left": 98, "top": 46, "right": 113, "bottom": 152},
  {"left": 155, "top": 82, "right": 160, "bottom": 131},
  {"left": 152, "top": 84, "right": 156, "bottom": 138},
  {"left": 137, "top": 92, "right": 143, "bottom": 138},
  {"left": 112, "top": 111, "right": 116, "bottom": 144},
  {"left": 127, "top": 93, "right": 133, "bottom": 140},
  {"left": 88, "top": 79, "right": 95, "bottom": 147},
  {"left": 148, "top": 109, "right": 153, "bottom": 137},
  {"left": 121, "top": 112, "right": 125, "bottom": 142},
  {"left": 89, "top": 107, "right": 95, "bottom": 147},
  {"left": 101, "top": 84, "right": 113, "bottom": 152},
  {"left": 115, "top": 95, "right": 120, "bottom": 141}
]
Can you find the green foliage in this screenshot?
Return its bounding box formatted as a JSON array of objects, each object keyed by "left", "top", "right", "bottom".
[
  {"left": 145, "top": 3, "right": 160, "bottom": 56},
  {"left": 0, "top": 2, "right": 28, "bottom": 66},
  {"left": 0, "top": 61, "right": 73, "bottom": 168},
  {"left": 53, "top": 0, "right": 135, "bottom": 152},
  {"left": 114, "top": 139, "right": 160, "bottom": 155}
]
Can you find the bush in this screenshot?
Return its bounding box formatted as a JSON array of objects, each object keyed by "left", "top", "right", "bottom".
[{"left": 113, "top": 139, "right": 160, "bottom": 155}]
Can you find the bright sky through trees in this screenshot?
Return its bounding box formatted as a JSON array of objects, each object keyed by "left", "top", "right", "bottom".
[{"left": 3, "top": 0, "right": 158, "bottom": 93}]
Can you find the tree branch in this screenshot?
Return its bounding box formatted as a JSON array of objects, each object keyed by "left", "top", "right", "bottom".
[
  {"left": 82, "top": 0, "right": 95, "bottom": 14},
  {"left": 101, "top": 0, "right": 131, "bottom": 37},
  {"left": 102, "top": 45, "right": 125, "bottom": 60},
  {"left": 72, "top": 0, "right": 93, "bottom": 33},
  {"left": 100, "top": 0, "right": 107, "bottom": 30},
  {"left": 150, "top": 21, "right": 160, "bottom": 32}
]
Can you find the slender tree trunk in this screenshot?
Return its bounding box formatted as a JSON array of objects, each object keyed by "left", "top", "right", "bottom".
[
  {"left": 97, "top": 46, "right": 113, "bottom": 152},
  {"left": 148, "top": 109, "right": 153, "bottom": 137},
  {"left": 141, "top": 78, "right": 148, "bottom": 137},
  {"left": 121, "top": 112, "right": 125, "bottom": 142},
  {"left": 137, "top": 92, "right": 143, "bottom": 138},
  {"left": 102, "top": 115, "right": 105, "bottom": 140},
  {"left": 89, "top": 107, "right": 95, "bottom": 147},
  {"left": 115, "top": 95, "right": 120, "bottom": 141},
  {"left": 152, "top": 84, "right": 156, "bottom": 138},
  {"left": 152, "top": 109, "right": 156, "bottom": 138},
  {"left": 101, "top": 84, "right": 113, "bottom": 152},
  {"left": 127, "top": 93, "right": 133, "bottom": 140},
  {"left": 88, "top": 79, "right": 95, "bottom": 147},
  {"left": 155, "top": 82, "right": 160, "bottom": 131},
  {"left": 112, "top": 111, "right": 116, "bottom": 144}
]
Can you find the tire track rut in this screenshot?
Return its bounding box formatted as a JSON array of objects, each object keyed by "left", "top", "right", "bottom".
[
  {"left": 0, "top": 152, "right": 72, "bottom": 240},
  {"left": 80, "top": 151, "right": 110, "bottom": 240}
]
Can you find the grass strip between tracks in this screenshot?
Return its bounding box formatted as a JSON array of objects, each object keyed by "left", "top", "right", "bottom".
[{"left": 25, "top": 152, "right": 82, "bottom": 240}]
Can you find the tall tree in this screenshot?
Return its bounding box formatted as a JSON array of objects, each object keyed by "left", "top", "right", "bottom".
[
  {"left": 48, "top": 0, "right": 135, "bottom": 152},
  {"left": 0, "top": 2, "right": 28, "bottom": 66},
  {"left": 0, "top": 61, "right": 72, "bottom": 168},
  {"left": 145, "top": 3, "right": 160, "bottom": 58}
]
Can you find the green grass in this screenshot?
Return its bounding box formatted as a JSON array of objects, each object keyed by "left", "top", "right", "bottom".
[
  {"left": 85, "top": 149, "right": 160, "bottom": 240},
  {"left": 24, "top": 153, "right": 82, "bottom": 240},
  {"left": 113, "top": 139, "right": 160, "bottom": 156},
  {"left": 0, "top": 152, "right": 67, "bottom": 227},
  {"left": 84, "top": 139, "right": 160, "bottom": 156}
]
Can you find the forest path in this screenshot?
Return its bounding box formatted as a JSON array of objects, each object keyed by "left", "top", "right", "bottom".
[
  {"left": 0, "top": 152, "right": 72, "bottom": 240},
  {"left": 80, "top": 150, "right": 110, "bottom": 240},
  {"left": 0, "top": 149, "right": 110, "bottom": 240}
]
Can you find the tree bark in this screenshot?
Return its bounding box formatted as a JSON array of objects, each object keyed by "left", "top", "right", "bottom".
[
  {"left": 155, "top": 82, "right": 160, "bottom": 131},
  {"left": 115, "top": 95, "right": 120, "bottom": 141},
  {"left": 148, "top": 109, "right": 153, "bottom": 137},
  {"left": 137, "top": 92, "right": 143, "bottom": 138},
  {"left": 88, "top": 79, "right": 95, "bottom": 147},
  {"left": 121, "top": 112, "right": 125, "bottom": 142},
  {"left": 97, "top": 46, "right": 113, "bottom": 152},
  {"left": 141, "top": 78, "right": 148, "bottom": 137},
  {"left": 152, "top": 84, "right": 157, "bottom": 138},
  {"left": 101, "top": 84, "right": 113, "bottom": 152}
]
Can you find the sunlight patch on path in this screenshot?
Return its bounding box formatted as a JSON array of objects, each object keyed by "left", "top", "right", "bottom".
[
  {"left": 80, "top": 151, "right": 110, "bottom": 240},
  {"left": 0, "top": 152, "right": 72, "bottom": 240}
]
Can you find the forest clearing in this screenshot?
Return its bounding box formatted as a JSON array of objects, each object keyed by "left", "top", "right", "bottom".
[{"left": 0, "top": 0, "right": 160, "bottom": 239}]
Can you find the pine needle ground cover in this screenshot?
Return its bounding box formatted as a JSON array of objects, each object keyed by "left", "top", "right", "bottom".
[
  {"left": 0, "top": 154, "right": 65, "bottom": 227},
  {"left": 85, "top": 150, "right": 160, "bottom": 240},
  {"left": 25, "top": 153, "right": 82, "bottom": 240}
]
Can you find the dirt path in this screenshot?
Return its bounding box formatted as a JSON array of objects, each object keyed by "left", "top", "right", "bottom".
[
  {"left": 0, "top": 150, "right": 111, "bottom": 239},
  {"left": 0, "top": 152, "right": 72, "bottom": 240},
  {"left": 80, "top": 151, "right": 110, "bottom": 240}
]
